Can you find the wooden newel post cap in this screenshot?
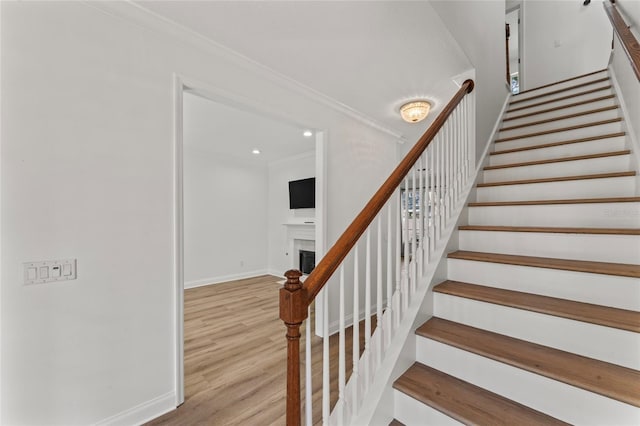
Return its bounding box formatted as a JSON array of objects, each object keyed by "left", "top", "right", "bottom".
[
  {"left": 280, "top": 269, "right": 308, "bottom": 325},
  {"left": 284, "top": 269, "right": 303, "bottom": 291}
]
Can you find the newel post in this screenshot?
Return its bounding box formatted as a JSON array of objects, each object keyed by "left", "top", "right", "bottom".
[{"left": 280, "top": 269, "right": 308, "bottom": 426}]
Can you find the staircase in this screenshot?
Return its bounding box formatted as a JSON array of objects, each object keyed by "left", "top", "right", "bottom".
[{"left": 392, "top": 69, "right": 640, "bottom": 425}]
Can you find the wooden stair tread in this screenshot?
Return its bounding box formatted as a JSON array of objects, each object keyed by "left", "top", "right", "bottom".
[
  {"left": 514, "top": 69, "right": 608, "bottom": 96},
  {"left": 476, "top": 171, "right": 635, "bottom": 187},
  {"left": 393, "top": 363, "right": 568, "bottom": 426},
  {"left": 503, "top": 95, "right": 616, "bottom": 122},
  {"left": 495, "top": 118, "right": 623, "bottom": 143},
  {"left": 500, "top": 105, "right": 619, "bottom": 132},
  {"left": 507, "top": 85, "right": 613, "bottom": 113},
  {"left": 388, "top": 420, "right": 405, "bottom": 426},
  {"left": 447, "top": 250, "right": 640, "bottom": 278},
  {"left": 459, "top": 224, "right": 640, "bottom": 235},
  {"left": 490, "top": 132, "right": 626, "bottom": 156},
  {"left": 485, "top": 150, "right": 630, "bottom": 170},
  {"left": 468, "top": 197, "right": 640, "bottom": 207},
  {"left": 434, "top": 280, "right": 640, "bottom": 332},
  {"left": 416, "top": 318, "right": 640, "bottom": 407},
  {"left": 510, "top": 77, "right": 610, "bottom": 105}
]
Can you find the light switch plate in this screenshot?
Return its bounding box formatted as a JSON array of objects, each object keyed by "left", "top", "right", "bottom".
[{"left": 24, "top": 259, "right": 77, "bottom": 285}]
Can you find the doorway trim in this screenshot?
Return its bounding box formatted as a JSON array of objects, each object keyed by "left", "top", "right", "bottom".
[
  {"left": 172, "top": 73, "right": 327, "bottom": 405},
  {"left": 506, "top": 3, "right": 525, "bottom": 91}
]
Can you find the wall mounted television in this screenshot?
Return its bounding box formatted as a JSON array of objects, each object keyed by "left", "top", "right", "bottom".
[{"left": 289, "top": 177, "right": 315, "bottom": 209}]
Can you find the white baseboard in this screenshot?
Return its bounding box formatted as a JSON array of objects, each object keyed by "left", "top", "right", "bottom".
[
  {"left": 94, "top": 391, "right": 175, "bottom": 426},
  {"left": 184, "top": 269, "right": 269, "bottom": 289}
]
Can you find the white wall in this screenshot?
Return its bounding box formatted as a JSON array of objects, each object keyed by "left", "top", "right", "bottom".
[
  {"left": 0, "top": 2, "right": 399, "bottom": 424},
  {"left": 609, "top": 0, "right": 640, "bottom": 176},
  {"left": 184, "top": 147, "right": 269, "bottom": 287},
  {"left": 521, "top": 0, "right": 611, "bottom": 90},
  {"left": 431, "top": 0, "right": 509, "bottom": 161},
  {"left": 267, "top": 152, "right": 316, "bottom": 276}
]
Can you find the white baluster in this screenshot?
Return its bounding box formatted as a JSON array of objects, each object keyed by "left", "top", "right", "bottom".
[
  {"left": 395, "top": 188, "right": 402, "bottom": 326},
  {"left": 306, "top": 306, "right": 312, "bottom": 426},
  {"left": 429, "top": 144, "right": 435, "bottom": 257},
  {"left": 338, "top": 265, "right": 345, "bottom": 426},
  {"left": 386, "top": 202, "right": 393, "bottom": 344},
  {"left": 364, "top": 228, "right": 372, "bottom": 391},
  {"left": 411, "top": 165, "right": 417, "bottom": 295},
  {"left": 418, "top": 155, "right": 424, "bottom": 278},
  {"left": 402, "top": 178, "right": 409, "bottom": 311},
  {"left": 322, "top": 286, "right": 329, "bottom": 425},
  {"left": 352, "top": 245, "right": 359, "bottom": 416},
  {"left": 376, "top": 215, "right": 383, "bottom": 363}
]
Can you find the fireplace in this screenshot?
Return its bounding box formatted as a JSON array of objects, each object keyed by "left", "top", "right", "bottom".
[{"left": 299, "top": 250, "right": 316, "bottom": 274}]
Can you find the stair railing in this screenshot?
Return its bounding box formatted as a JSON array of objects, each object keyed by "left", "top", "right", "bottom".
[
  {"left": 280, "top": 79, "right": 475, "bottom": 426},
  {"left": 604, "top": 0, "right": 640, "bottom": 81}
]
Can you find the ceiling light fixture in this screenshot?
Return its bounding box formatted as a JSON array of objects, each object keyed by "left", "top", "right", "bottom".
[
  {"left": 303, "top": 130, "right": 313, "bottom": 138},
  {"left": 400, "top": 100, "right": 431, "bottom": 123},
  {"left": 252, "top": 149, "right": 261, "bottom": 155}
]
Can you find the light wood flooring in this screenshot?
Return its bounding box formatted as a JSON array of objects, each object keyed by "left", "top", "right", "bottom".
[{"left": 147, "top": 275, "right": 373, "bottom": 426}]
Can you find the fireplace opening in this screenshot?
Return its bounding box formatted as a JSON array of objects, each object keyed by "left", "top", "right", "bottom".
[{"left": 299, "top": 250, "right": 316, "bottom": 275}]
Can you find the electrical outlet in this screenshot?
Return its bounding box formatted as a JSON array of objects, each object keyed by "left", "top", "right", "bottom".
[{"left": 24, "top": 259, "right": 77, "bottom": 285}]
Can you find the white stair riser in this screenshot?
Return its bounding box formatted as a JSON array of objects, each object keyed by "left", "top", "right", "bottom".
[
  {"left": 476, "top": 176, "right": 636, "bottom": 202},
  {"left": 489, "top": 136, "right": 627, "bottom": 166},
  {"left": 468, "top": 202, "right": 640, "bottom": 228},
  {"left": 416, "top": 338, "right": 640, "bottom": 425},
  {"left": 484, "top": 154, "right": 631, "bottom": 183},
  {"left": 502, "top": 97, "right": 618, "bottom": 127},
  {"left": 514, "top": 72, "right": 609, "bottom": 102},
  {"left": 458, "top": 230, "right": 640, "bottom": 263},
  {"left": 393, "top": 390, "right": 461, "bottom": 426},
  {"left": 434, "top": 294, "right": 640, "bottom": 369},
  {"left": 505, "top": 88, "right": 615, "bottom": 118},
  {"left": 447, "top": 258, "right": 640, "bottom": 311},
  {"left": 509, "top": 81, "right": 612, "bottom": 110},
  {"left": 498, "top": 109, "right": 621, "bottom": 139},
  {"left": 495, "top": 122, "right": 624, "bottom": 151}
]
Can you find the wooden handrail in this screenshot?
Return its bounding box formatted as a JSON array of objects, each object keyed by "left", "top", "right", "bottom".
[
  {"left": 279, "top": 78, "right": 474, "bottom": 425},
  {"left": 303, "top": 79, "right": 474, "bottom": 304},
  {"left": 604, "top": 0, "right": 640, "bottom": 81}
]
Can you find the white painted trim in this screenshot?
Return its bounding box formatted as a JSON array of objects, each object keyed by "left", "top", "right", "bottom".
[
  {"left": 314, "top": 130, "right": 328, "bottom": 337},
  {"left": 93, "top": 391, "right": 176, "bottom": 426},
  {"left": 357, "top": 90, "right": 512, "bottom": 426},
  {"left": 82, "top": 0, "right": 405, "bottom": 142},
  {"left": 185, "top": 270, "right": 271, "bottom": 289},
  {"left": 172, "top": 74, "right": 185, "bottom": 407},
  {"left": 0, "top": 3, "right": 4, "bottom": 422}
]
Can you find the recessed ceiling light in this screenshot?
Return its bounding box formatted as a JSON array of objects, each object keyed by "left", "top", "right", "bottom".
[
  {"left": 303, "top": 130, "right": 313, "bottom": 137},
  {"left": 252, "top": 149, "right": 261, "bottom": 155}
]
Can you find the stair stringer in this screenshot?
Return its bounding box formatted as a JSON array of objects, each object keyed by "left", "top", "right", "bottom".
[{"left": 350, "top": 92, "right": 512, "bottom": 426}]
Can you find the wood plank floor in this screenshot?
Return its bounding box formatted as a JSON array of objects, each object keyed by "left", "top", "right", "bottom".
[{"left": 147, "top": 275, "right": 373, "bottom": 426}]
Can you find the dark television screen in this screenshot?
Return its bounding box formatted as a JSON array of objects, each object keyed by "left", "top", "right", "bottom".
[{"left": 289, "top": 177, "right": 315, "bottom": 209}]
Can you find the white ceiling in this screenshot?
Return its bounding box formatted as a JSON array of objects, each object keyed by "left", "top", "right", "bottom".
[
  {"left": 183, "top": 91, "right": 315, "bottom": 163},
  {"left": 135, "top": 0, "right": 473, "bottom": 142}
]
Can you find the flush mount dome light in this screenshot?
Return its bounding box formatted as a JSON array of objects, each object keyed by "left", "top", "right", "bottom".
[
  {"left": 303, "top": 130, "right": 313, "bottom": 137},
  {"left": 252, "top": 149, "right": 261, "bottom": 155},
  {"left": 400, "top": 100, "right": 431, "bottom": 123}
]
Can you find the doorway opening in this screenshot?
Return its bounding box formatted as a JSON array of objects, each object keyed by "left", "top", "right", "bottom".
[
  {"left": 506, "top": 5, "right": 522, "bottom": 94},
  {"left": 172, "top": 76, "right": 327, "bottom": 408}
]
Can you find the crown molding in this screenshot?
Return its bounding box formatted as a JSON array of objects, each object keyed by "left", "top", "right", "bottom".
[{"left": 82, "top": 1, "right": 405, "bottom": 142}]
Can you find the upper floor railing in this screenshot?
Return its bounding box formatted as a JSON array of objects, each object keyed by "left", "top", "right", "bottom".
[
  {"left": 604, "top": 0, "right": 640, "bottom": 81},
  {"left": 280, "top": 79, "right": 475, "bottom": 425}
]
